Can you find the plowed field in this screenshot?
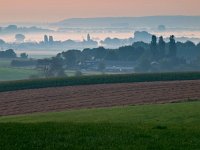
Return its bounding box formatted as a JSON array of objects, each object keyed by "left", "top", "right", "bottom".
[{"left": 1, "top": 80, "right": 200, "bottom": 116}]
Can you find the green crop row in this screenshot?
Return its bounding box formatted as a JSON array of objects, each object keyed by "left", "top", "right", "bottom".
[{"left": 1, "top": 72, "right": 200, "bottom": 92}]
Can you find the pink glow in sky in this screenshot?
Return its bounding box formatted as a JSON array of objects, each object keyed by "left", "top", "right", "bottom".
[{"left": 0, "top": 0, "right": 200, "bottom": 23}]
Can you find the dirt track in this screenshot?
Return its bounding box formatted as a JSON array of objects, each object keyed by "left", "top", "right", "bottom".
[{"left": 0, "top": 80, "right": 200, "bottom": 116}]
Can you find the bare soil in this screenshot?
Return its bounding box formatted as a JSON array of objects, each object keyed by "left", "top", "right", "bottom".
[{"left": 1, "top": 80, "right": 200, "bottom": 116}]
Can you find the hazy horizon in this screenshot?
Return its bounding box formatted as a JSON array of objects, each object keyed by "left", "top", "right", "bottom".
[{"left": 1, "top": 0, "right": 200, "bottom": 23}]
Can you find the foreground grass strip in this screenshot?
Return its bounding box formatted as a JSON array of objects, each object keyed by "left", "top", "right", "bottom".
[
  {"left": 1, "top": 72, "right": 200, "bottom": 92},
  {"left": 0, "top": 123, "right": 199, "bottom": 150},
  {"left": 0, "top": 102, "right": 199, "bottom": 150},
  {"left": 0, "top": 101, "right": 199, "bottom": 124}
]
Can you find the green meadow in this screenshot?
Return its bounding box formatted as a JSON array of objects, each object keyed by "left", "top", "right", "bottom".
[
  {"left": 0, "top": 67, "right": 39, "bottom": 81},
  {"left": 0, "top": 59, "right": 40, "bottom": 81},
  {"left": 0, "top": 102, "right": 199, "bottom": 150}
]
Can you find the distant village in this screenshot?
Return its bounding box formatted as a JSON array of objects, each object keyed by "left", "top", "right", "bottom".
[{"left": 1, "top": 27, "right": 200, "bottom": 51}]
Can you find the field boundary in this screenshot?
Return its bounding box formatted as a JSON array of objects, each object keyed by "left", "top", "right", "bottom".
[{"left": 1, "top": 72, "right": 200, "bottom": 92}]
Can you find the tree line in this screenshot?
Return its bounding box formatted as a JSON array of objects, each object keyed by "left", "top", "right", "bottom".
[
  {"left": 1, "top": 35, "right": 200, "bottom": 77},
  {"left": 37, "top": 35, "right": 200, "bottom": 77}
]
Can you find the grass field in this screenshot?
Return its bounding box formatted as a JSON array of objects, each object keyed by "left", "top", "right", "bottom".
[
  {"left": 0, "top": 59, "right": 12, "bottom": 67},
  {"left": 0, "top": 102, "right": 199, "bottom": 150},
  {"left": 0, "top": 67, "right": 39, "bottom": 81},
  {"left": 0, "top": 59, "right": 41, "bottom": 81}
]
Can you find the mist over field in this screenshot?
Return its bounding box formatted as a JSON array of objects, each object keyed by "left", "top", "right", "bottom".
[
  {"left": 1, "top": 16, "right": 200, "bottom": 80},
  {"left": 0, "top": 16, "right": 200, "bottom": 58}
]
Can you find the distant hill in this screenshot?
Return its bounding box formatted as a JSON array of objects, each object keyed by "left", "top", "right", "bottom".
[
  {"left": 53, "top": 16, "right": 200, "bottom": 28},
  {"left": 0, "top": 25, "right": 53, "bottom": 34}
]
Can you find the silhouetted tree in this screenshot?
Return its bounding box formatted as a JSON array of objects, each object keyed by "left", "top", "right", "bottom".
[
  {"left": 37, "top": 57, "right": 65, "bottom": 78},
  {"left": 61, "top": 50, "right": 81, "bottom": 69},
  {"left": 44, "top": 35, "right": 48, "bottom": 44},
  {"left": 0, "top": 39, "right": 5, "bottom": 45},
  {"left": 94, "top": 47, "right": 107, "bottom": 60},
  {"left": 169, "top": 35, "right": 177, "bottom": 58},
  {"left": 0, "top": 49, "right": 17, "bottom": 58},
  {"left": 150, "top": 35, "right": 158, "bottom": 60},
  {"left": 158, "top": 36, "right": 166, "bottom": 59},
  {"left": 87, "top": 34, "right": 91, "bottom": 41},
  {"left": 49, "top": 36, "right": 54, "bottom": 44},
  {"left": 20, "top": 53, "right": 28, "bottom": 59},
  {"left": 132, "top": 41, "right": 149, "bottom": 49},
  {"left": 5, "top": 25, "right": 17, "bottom": 31},
  {"left": 105, "top": 50, "right": 119, "bottom": 61},
  {"left": 15, "top": 34, "right": 25, "bottom": 43},
  {"left": 49, "top": 57, "right": 65, "bottom": 77}
]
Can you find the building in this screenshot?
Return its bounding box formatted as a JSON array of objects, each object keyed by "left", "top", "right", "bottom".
[{"left": 44, "top": 35, "right": 49, "bottom": 44}]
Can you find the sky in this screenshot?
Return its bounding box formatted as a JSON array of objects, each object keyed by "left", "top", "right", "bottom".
[{"left": 0, "top": 0, "right": 200, "bottom": 23}]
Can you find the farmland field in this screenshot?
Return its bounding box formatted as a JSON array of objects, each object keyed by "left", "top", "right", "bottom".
[
  {"left": 0, "top": 102, "right": 199, "bottom": 150},
  {"left": 0, "top": 59, "right": 12, "bottom": 67},
  {"left": 1, "top": 73, "right": 200, "bottom": 149},
  {"left": 0, "top": 67, "right": 39, "bottom": 81},
  {"left": 1, "top": 80, "right": 200, "bottom": 116},
  {"left": 0, "top": 58, "right": 41, "bottom": 81}
]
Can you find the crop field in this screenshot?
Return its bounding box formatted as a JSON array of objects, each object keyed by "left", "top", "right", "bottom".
[
  {"left": 0, "top": 102, "right": 199, "bottom": 150},
  {"left": 0, "top": 80, "right": 200, "bottom": 116}
]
